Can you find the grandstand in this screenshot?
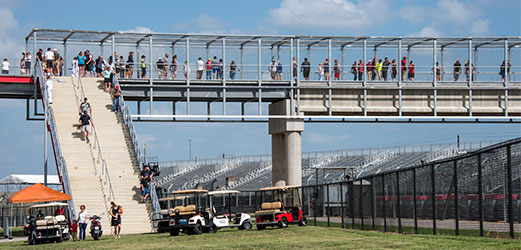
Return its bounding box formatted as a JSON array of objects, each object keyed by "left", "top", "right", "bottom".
[{"left": 157, "top": 141, "right": 481, "bottom": 192}]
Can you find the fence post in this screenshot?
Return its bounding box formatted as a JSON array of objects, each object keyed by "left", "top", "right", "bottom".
[
  {"left": 371, "top": 176, "right": 375, "bottom": 230},
  {"left": 359, "top": 179, "right": 364, "bottom": 230},
  {"left": 431, "top": 164, "right": 437, "bottom": 235},
  {"left": 413, "top": 168, "right": 418, "bottom": 234},
  {"left": 477, "top": 153, "right": 484, "bottom": 237},
  {"left": 506, "top": 145, "right": 514, "bottom": 238},
  {"left": 454, "top": 160, "right": 459, "bottom": 235},
  {"left": 313, "top": 184, "right": 317, "bottom": 226},
  {"left": 382, "top": 175, "right": 387, "bottom": 232},
  {"left": 396, "top": 171, "right": 402, "bottom": 233},
  {"left": 340, "top": 181, "right": 344, "bottom": 228},
  {"left": 350, "top": 181, "right": 355, "bottom": 229},
  {"left": 327, "top": 183, "right": 330, "bottom": 227}
]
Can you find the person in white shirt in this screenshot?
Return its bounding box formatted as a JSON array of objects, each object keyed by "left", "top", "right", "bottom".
[
  {"left": 72, "top": 57, "right": 79, "bottom": 78},
  {"left": 44, "top": 48, "right": 54, "bottom": 73},
  {"left": 183, "top": 61, "right": 190, "bottom": 79},
  {"left": 2, "top": 58, "right": 10, "bottom": 74},
  {"left": 196, "top": 57, "right": 204, "bottom": 79},
  {"left": 46, "top": 74, "right": 53, "bottom": 104},
  {"left": 25, "top": 52, "right": 32, "bottom": 74},
  {"left": 78, "top": 205, "right": 89, "bottom": 241}
]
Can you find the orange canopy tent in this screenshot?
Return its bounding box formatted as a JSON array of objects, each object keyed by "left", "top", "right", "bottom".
[{"left": 7, "top": 183, "right": 71, "bottom": 204}]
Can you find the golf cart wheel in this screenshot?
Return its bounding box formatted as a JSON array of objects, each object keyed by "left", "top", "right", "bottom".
[
  {"left": 278, "top": 217, "right": 288, "bottom": 229},
  {"left": 191, "top": 223, "right": 202, "bottom": 235},
  {"left": 209, "top": 225, "right": 217, "bottom": 233},
  {"left": 298, "top": 217, "right": 308, "bottom": 227},
  {"left": 256, "top": 224, "right": 265, "bottom": 230},
  {"left": 239, "top": 221, "right": 252, "bottom": 230},
  {"left": 169, "top": 229, "right": 180, "bottom": 236}
]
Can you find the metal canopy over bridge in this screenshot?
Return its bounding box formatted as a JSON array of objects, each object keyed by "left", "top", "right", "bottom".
[{"left": 19, "top": 29, "right": 521, "bottom": 123}]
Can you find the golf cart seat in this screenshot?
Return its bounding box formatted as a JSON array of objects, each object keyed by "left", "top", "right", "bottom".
[
  {"left": 160, "top": 209, "right": 169, "bottom": 216},
  {"left": 170, "top": 205, "right": 197, "bottom": 216},
  {"left": 55, "top": 215, "right": 66, "bottom": 222},
  {"left": 35, "top": 218, "right": 60, "bottom": 230},
  {"left": 255, "top": 201, "right": 282, "bottom": 214}
]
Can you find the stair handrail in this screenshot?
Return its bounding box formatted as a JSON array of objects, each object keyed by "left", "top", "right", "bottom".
[
  {"left": 112, "top": 76, "right": 161, "bottom": 216},
  {"left": 74, "top": 76, "right": 116, "bottom": 210},
  {"left": 34, "top": 62, "right": 77, "bottom": 219}
]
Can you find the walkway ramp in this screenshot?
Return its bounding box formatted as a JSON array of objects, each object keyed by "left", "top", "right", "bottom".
[{"left": 52, "top": 76, "right": 151, "bottom": 234}]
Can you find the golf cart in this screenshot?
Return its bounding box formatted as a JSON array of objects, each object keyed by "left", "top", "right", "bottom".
[
  {"left": 26, "top": 202, "right": 70, "bottom": 244},
  {"left": 206, "top": 190, "right": 252, "bottom": 231},
  {"left": 255, "top": 185, "right": 307, "bottom": 230},
  {"left": 156, "top": 195, "right": 189, "bottom": 233},
  {"left": 167, "top": 189, "right": 213, "bottom": 236}
]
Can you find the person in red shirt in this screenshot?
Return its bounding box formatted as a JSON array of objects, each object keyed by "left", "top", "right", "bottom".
[
  {"left": 205, "top": 58, "right": 212, "bottom": 80},
  {"left": 366, "top": 60, "right": 373, "bottom": 81},
  {"left": 408, "top": 61, "right": 415, "bottom": 82},
  {"left": 71, "top": 219, "right": 78, "bottom": 241},
  {"left": 357, "top": 59, "right": 364, "bottom": 81},
  {"left": 401, "top": 56, "right": 407, "bottom": 81}
]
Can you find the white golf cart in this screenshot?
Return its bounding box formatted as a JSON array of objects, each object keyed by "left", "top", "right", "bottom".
[
  {"left": 167, "top": 189, "right": 212, "bottom": 236},
  {"left": 26, "top": 202, "right": 70, "bottom": 244},
  {"left": 206, "top": 190, "right": 252, "bottom": 231}
]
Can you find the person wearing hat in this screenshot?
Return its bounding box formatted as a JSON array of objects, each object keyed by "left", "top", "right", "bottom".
[
  {"left": 112, "top": 85, "right": 122, "bottom": 112},
  {"left": 206, "top": 58, "right": 213, "bottom": 80},
  {"left": 110, "top": 201, "right": 122, "bottom": 239}
]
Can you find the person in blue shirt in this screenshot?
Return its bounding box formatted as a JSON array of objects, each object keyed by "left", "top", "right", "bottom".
[
  {"left": 103, "top": 67, "right": 112, "bottom": 92},
  {"left": 77, "top": 51, "right": 85, "bottom": 77}
]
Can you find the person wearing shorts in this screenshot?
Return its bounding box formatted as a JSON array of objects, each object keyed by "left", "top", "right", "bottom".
[
  {"left": 140, "top": 176, "right": 150, "bottom": 203},
  {"left": 79, "top": 111, "right": 91, "bottom": 142}
]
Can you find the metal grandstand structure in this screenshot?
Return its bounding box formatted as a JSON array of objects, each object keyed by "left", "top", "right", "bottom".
[{"left": 25, "top": 29, "right": 521, "bottom": 123}]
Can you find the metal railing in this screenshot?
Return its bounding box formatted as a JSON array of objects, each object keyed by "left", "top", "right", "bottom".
[
  {"left": 112, "top": 74, "right": 162, "bottom": 216},
  {"left": 34, "top": 62, "right": 76, "bottom": 219},
  {"left": 73, "top": 75, "right": 116, "bottom": 211}
]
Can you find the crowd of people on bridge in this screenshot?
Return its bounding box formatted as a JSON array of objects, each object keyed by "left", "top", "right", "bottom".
[{"left": 2, "top": 47, "right": 516, "bottom": 85}]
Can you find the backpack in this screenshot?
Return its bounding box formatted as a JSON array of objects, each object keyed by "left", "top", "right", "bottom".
[{"left": 118, "top": 205, "right": 123, "bottom": 214}]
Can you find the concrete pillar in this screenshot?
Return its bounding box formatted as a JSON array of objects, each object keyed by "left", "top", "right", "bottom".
[{"left": 269, "top": 99, "right": 304, "bottom": 187}]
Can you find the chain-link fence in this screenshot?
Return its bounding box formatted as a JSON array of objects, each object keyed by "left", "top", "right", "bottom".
[{"left": 155, "top": 138, "right": 520, "bottom": 238}]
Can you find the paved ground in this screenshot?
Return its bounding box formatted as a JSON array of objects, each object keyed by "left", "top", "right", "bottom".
[
  {"left": 0, "top": 237, "right": 25, "bottom": 243},
  {"left": 314, "top": 216, "right": 521, "bottom": 232}
]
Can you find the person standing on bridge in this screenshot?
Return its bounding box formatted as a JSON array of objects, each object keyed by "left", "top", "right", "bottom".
[
  {"left": 333, "top": 59, "right": 340, "bottom": 80},
  {"left": 211, "top": 56, "right": 218, "bottom": 79},
  {"left": 276, "top": 60, "right": 283, "bottom": 80},
  {"left": 301, "top": 58, "right": 311, "bottom": 80},
  {"left": 25, "top": 52, "right": 32, "bottom": 75},
  {"left": 323, "top": 58, "right": 330, "bottom": 81},
  {"left": 85, "top": 50, "right": 94, "bottom": 77},
  {"left": 53, "top": 49, "right": 61, "bottom": 76},
  {"left": 20, "top": 53, "right": 26, "bottom": 75},
  {"left": 112, "top": 85, "right": 122, "bottom": 112},
  {"left": 408, "top": 61, "right": 415, "bottom": 82},
  {"left": 140, "top": 55, "right": 147, "bottom": 78},
  {"left": 400, "top": 56, "right": 407, "bottom": 81},
  {"left": 72, "top": 56, "right": 79, "bottom": 78},
  {"left": 184, "top": 60, "right": 190, "bottom": 79},
  {"left": 1, "top": 58, "right": 9, "bottom": 75},
  {"left": 44, "top": 48, "right": 54, "bottom": 74},
  {"left": 292, "top": 57, "right": 298, "bottom": 81},
  {"left": 126, "top": 51, "right": 134, "bottom": 79},
  {"left": 196, "top": 57, "right": 204, "bottom": 79},
  {"left": 269, "top": 59, "right": 278, "bottom": 80},
  {"left": 391, "top": 59, "right": 397, "bottom": 81},
  {"left": 229, "top": 60, "right": 240, "bottom": 80},
  {"left": 351, "top": 61, "right": 358, "bottom": 81},
  {"left": 163, "top": 53, "right": 170, "bottom": 79},
  {"left": 453, "top": 60, "right": 462, "bottom": 81},
  {"left": 358, "top": 59, "right": 364, "bottom": 81},
  {"left": 376, "top": 58, "right": 383, "bottom": 80},
  {"left": 171, "top": 55, "right": 178, "bottom": 79},
  {"left": 206, "top": 58, "right": 213, "bottom": 80},
  {"left": 77, "top": 51, "right": 85, "bottom": 77},
  {"left": 155, "top": 58, "right": 164, "bottom": 79},
  {"left": 382, "top": 57, "right": 390, "bottom": 81}
]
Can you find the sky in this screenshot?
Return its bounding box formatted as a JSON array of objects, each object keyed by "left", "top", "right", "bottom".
[{"left": 0, "top": 0, "right": 520, "bottom": 176}]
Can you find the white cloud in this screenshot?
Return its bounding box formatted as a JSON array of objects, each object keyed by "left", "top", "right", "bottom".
[
  {"left": 171, "top": 14, "right": 228, "bottom": 34},
  {"left": 120, "top": 26, "right": 153, "bottom": 33},
  {"left": 404, "top": 0, "right": 492, "bottom": 36},
  {"left": 265, "top": 0, "right": 390, "bottom": 33},
  {"left": 0, "top": 8, "right": 23, "bottom": 58},
  {"left": 410, "top": 27, "right": 441, "bottom": 37}
]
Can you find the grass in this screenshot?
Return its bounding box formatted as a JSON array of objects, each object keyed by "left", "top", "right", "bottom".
[
  {"left": 309, "top": 219, "right": 520, "bottom": 239},
  {"left": 0, "top": 227, "right": 25, "bottom": 237},
  {"left": 1, "top": 226, "right": 521, "bottom": 249}
]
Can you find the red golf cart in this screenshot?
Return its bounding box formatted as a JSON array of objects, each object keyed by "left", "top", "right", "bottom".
[{"left": 255, "top": 185, "right": 307, "bottom": 230}]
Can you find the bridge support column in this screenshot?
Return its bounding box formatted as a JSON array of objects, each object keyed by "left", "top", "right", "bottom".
[{"left": 269, "top": 99, "right": 303, "bottom": 187}]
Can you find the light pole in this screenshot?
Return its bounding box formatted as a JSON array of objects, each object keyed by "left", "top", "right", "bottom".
[{"left": 188, "top": 139, "right": 192, "bottom": 161}]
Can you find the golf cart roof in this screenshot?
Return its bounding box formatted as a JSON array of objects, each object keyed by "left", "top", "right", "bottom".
[
  {"left": 260, "top": 185, "right": 300, "bottom": 191},
  {"left": 207, "top": 190, "right": 241, "bottom": 196},
  {"left": 172, "top": 189, "right": 208, "bottom": 194},
  {"left": 158, "top": 195, "right": 189, "bottom": 201},
  {"left": 30, "top": 202, "right": 69, "bottom": 209}
]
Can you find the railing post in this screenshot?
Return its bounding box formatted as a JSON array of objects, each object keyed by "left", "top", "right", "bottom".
[
  {"left": 257, "top": 38, "right": 262, "bottom": 115},
  {"left": 359, "top": 179, "right": 364, "bottom": 230},
  {"left": 340, "top": 181, "right": 344, "bottom": 228},
  {"left": 413, "top": 168, "right": 418, "bottom": 234},
  {"left": 477, "top": 153, "right": 484, "bottom": 237},
  {"left": 326, "top": 183, "right": 330, "bottom": 227},
  {"left": 431, "top": 164, "right": 437, "bottom": 235},
  {"left": 350, "top": 181, "right": 354, "bottom": 229},
  {"left": 506, "top": 145, "right": 514, "bottom": 238},
  {"left": 186, "top": 36, "right": 190, "bottom": 115},
  {"left": 454, "top": 160, "right": 459, "bottom": 235},
  {"left": 382, "top": 174, "right": 387, "bottom": 232},
  {"left": 396, "top": 171, "right": 401, "bottom": 233},
  {"left": 371, "top": 176, "right": 375, "bottom": 230}
]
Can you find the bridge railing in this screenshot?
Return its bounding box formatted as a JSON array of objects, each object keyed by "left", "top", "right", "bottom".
[
  {"left": 73, "top": 75, "right": 116, "bottom": 212},
  {"left": 113, "top": 74, "right": 162, "bottom": 218},
  {"left": 34, "top": 62, "right": 76, "bottom": 219}
]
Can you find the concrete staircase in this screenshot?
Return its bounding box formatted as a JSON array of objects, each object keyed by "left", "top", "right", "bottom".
[{"left": 51, "top": 76, "right": 152, "bottom": 234}]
